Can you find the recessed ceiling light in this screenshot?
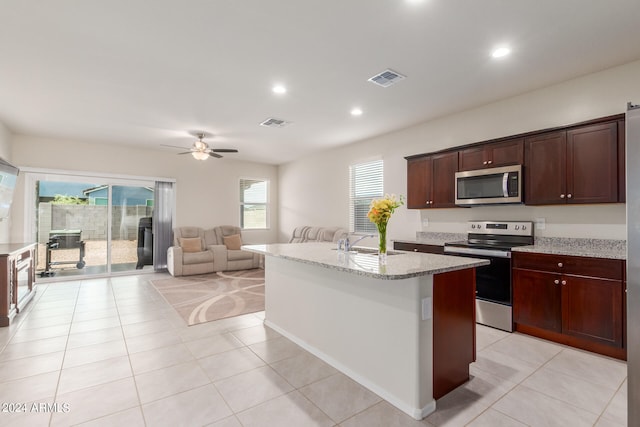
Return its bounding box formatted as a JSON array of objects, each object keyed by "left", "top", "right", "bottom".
[
  {"left": 351, "top": 108, "right": 363, "bottom": 116},
  {"left": 491, "top": 47, "right": 511, "bottom": 58},
  {"left": 272, "top": 84, "right": 287, "bottom": 94}
]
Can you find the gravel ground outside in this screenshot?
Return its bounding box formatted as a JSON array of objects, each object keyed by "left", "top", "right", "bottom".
[{"left": 36, "top": 240, "right": 139, "bottom": 271}]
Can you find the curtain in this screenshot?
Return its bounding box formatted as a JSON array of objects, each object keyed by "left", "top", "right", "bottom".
[{"left": 153, "top": 181, "right": 174, "bottom": 271}]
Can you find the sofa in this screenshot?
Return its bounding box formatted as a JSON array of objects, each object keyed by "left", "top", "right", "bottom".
[
  {"left": 288, "top": 226, "right": 348, "bottom": 243},
  {"left": 167, "top": 225, "right": 261, "bottom": 276}
]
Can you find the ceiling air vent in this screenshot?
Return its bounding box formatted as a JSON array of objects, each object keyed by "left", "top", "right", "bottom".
[
  {"left": 259, "top": 117, "right": 290, "bottom": 128},
  {"left": 367, "top": 69, "right": 406, "bottom": 88}
]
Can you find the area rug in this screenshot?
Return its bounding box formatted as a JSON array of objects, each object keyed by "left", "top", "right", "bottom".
[{"left": 150, "top": 269, "right": 265, "bottom": 326}]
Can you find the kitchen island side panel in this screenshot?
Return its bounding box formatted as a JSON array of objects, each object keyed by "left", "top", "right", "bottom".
[{"left": 264, "top": 255, "right": 435, "bottom": 419}]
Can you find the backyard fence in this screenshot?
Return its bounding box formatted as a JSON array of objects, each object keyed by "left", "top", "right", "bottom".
[{"left": 37, "top": 202, "right": 152, "bottom": 243}]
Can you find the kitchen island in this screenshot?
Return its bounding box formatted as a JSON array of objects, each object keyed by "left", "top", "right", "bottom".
[{"left": 242, "top": 242, "right": 488, "bottom": 419}]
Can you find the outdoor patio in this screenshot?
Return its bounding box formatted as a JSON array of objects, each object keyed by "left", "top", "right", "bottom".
[{"left": 36, "top": 240, "right": 145, "bottom": 277}]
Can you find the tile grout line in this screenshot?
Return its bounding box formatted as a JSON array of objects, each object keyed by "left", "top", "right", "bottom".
[{"left": 49, "top": 278, "right": 81, "bottom": 427}]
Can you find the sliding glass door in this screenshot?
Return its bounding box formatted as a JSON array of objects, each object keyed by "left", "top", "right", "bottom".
[
  {"left": 111, "top": 185, "right": 154, "bottom": 273},
  {"left": 27, "top": 173, "right": 158, "bottom": 279}
]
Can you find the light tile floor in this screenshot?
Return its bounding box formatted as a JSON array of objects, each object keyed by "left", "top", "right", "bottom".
[{"left": 0, "top": 273, "right": 628, "bottom": 426}]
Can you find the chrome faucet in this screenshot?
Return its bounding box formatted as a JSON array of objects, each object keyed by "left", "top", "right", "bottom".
[{"left": 341, "top": 233, "right": 374, "bottom": 252}]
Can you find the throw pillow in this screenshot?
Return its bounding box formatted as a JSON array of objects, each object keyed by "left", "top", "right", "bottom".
[
  {"left": 223, "top": 234, "right": 242, "bottom": 250},
  {"left": 179, "top": 237, "right": 202, "bottom": 253}
]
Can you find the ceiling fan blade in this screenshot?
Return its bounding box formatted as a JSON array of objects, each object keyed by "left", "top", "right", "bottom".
[
  {"left": 160, "top": 144, "right": 191, "bottom": 150},
  {"left": 211, "top": 148, "right": 239, "bottom": 153},
  {"left": 208, "top": 152, "right": 223, "bottom": 158},
  {"left": 177, "top": 151, "right": 193, "bottom": 155}
]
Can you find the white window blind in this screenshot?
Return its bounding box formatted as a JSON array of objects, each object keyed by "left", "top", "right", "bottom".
[
  {"left": 240, "top": 178, "right": 269, "bottom": 229},
  {"left": 349, "top": 159, "right": 383, "bottom": 233}
]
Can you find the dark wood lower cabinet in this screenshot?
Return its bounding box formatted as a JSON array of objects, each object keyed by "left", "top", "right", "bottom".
[
  {"left": 513, "top": 252, "right": 625, "bottom": 360},
  {"left": 513, "top": 269, "right": 562, "bottom": 333},
  {"left": 433, "top": 268, "right": 475, "bottom": 399},
  {"left": 562, "top": 275, "right": 622, "bottom": 347}
]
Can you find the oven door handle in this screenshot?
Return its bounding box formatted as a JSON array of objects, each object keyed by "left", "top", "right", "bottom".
[{"left": 444, "top": 246, "right": 511, "bottom": 258}]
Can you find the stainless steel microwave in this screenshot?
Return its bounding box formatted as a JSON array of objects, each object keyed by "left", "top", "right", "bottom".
[{"left": 455, "top": 165, "right": 522, "bottom": 206}]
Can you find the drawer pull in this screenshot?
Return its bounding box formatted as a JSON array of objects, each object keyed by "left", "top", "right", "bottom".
[
  {"left": 554, "top": 279, "right": 560, "bottom": 285},
  {"left": 557, "top": 262, "right": 563, "bottom": 268},
  {"left": 561, "top": 280, "right": 567, "bottom": 285}
]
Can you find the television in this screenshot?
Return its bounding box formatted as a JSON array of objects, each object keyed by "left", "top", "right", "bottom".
[{"left": 0, "top": 157, "right": 19, "bottom": 220}]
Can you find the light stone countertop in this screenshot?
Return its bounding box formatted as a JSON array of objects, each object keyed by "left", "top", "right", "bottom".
[
  {"left": 243, "top": 242, "right": 489, "bottom": 280},
  {"left": 395, "top": 232, "right": 466, "bottom": 247},
  {"left": 512, "top": 237, "right": 626, "bottom": 260}
]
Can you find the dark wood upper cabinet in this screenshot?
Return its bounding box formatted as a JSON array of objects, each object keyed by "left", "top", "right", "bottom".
[
  {"left": 524, "top": 131, "right": 567, "bottom": 205},
  {"left": 618, "top": 120, "right": 626, "bottom": 203},
  {"left": 459, "top": 138, "right": 523, "bottom": 171},
  {"left": 566, "top": 122, "right": 618, "bottom": 204},
  {"left": 406, "top": 151, "right": 458, "bottom": 209},
  {"left": 406, "top": 156, "right": 431, "bottom": 209},
  {"left": 431, "top": 151, "right": 458, "bottom": 208},
  {"left": 407, "top": 114, "right": 625, "bottom": 209},
  {"left": 525, "top": 121, "right": 619, "bottom": 205}
]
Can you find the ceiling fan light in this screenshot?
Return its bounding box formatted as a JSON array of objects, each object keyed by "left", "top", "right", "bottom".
[{"left": 192, "top": 151, "right": 209, "bottom": 160}]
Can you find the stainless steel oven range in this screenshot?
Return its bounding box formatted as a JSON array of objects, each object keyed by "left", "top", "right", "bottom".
[{"left": 444, "top": 220, "right": 534, "bottom": 332}]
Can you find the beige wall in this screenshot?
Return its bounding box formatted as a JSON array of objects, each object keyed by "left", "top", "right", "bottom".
[
  {"left": 278, "top": 60, "right": 640, "bottom": 243},
  {"left": 10, "top": 135, "right": 278, "bottom": 244},
  {"left": 0, "top": 121, "right": 12, "bottom": 243}
]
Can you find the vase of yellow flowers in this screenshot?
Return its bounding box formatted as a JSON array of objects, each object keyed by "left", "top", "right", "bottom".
[{"left": 367, "top": 194, "right": 404, "bottom": 264}]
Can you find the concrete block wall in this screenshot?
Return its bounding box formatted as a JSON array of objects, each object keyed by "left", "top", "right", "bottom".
[{"left": 38, "top": 203, "right": 152, "bottom": 243}]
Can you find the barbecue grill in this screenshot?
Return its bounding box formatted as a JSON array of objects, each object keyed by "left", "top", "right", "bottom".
[{"left": 41, "top": 229, "right": 86, "bottom": 277}]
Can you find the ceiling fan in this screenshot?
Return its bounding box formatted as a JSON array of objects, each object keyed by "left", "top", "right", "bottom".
[{"left": 162, "top": 131, "right": 239, "bottom": 160}]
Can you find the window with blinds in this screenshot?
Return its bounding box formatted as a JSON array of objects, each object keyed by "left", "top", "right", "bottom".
[
  {"left": 240, "top": 178, "right": 269, "bottom": 229},
  {"left": 349, "top": 159, "right": 383, "bottom": 233}
]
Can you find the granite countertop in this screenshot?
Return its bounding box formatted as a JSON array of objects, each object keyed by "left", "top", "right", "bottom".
[
  {"left": 512, "top": 237, "right": 626, "bottom": 260},
  {"left": 243, "top": 242, "right": 489, "bottom": 280},
  {"left": 395, "top": 232, "right": 467, "bottom": 247}
]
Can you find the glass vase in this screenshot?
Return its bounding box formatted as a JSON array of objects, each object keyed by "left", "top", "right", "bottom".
[{"left": 377, "top": 222, "right": 387, "bottom": 264}]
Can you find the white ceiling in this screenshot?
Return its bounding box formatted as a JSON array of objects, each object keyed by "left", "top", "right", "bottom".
[{"left": 2, "top": 0, "right": 640, "bottom": 165}]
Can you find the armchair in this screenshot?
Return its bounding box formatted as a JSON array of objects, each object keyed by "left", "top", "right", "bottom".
[
  {"left": 167, "top": 226, "right": 214, "bottom": 277},
  {"left": 208, "top": 225, "right": 261, "bottom": 272}
]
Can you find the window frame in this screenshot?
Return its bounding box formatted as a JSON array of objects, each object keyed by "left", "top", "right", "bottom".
[
  {"left": 349, "top": 158, "right": 384, "bottom": 234},
  {"left": 239, "top": 177, "right": 270, "bottom": 230}
]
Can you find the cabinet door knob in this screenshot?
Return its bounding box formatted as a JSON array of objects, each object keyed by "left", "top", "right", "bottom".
[
  {"left": 561, "top": 280, "right": 567, "bottom": 285},
  {"left": 483, "top": 161, "right": 488, "bottom": 165},
  {"left": 560, "top": 194, "right": 565, "bottom": 198},
  {"left": 487, "top": 160, "right": 492, "bottom": 164},
  {"left": 554, "top": 279, "right": 560, "bottom": 285},
  {"left": 413, "top": 249, "right": 418, "bottom": 252},
  {"left": 567, "top": 194, "right": 572, "bottom": 199},
  {"left": 558, "top": 262, "right": 563, "bottom": 268}
]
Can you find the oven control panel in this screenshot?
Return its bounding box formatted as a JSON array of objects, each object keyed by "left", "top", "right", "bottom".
[{"left": 468, "top": 221, "right": 533, "bottom": 236}]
